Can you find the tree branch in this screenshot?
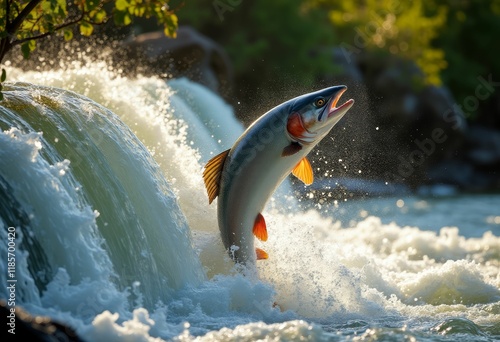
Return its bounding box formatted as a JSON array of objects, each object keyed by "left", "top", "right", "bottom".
[
  {"left": 12, "top": 13, "right": 86, "bottom": 46},
  {"left": 6, "top": 0, "right": 11, "bottom": 27},
  {"left": 8, "top": 0, "right": 43, "bottom": 35}
]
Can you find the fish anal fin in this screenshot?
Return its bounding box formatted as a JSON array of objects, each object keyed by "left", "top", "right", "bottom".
[
  {"left": 203, "top": 149, "right": 230, "bottom": 204},
  {"left": 256, "top": 248, "right": 268, "bottom": 260},
  {"left": 282, "top": 142, "right": 302, "bottom": 157},
  {"left": 292, "top": 157, "right": 313, "bottom": 185},
  {"left": 253, "top": 213, "right": 268, "bottom": 241}
]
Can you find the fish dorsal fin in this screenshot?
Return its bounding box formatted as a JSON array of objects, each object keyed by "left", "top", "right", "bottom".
[
  {"left": 256, "top": 248, "right": 268, "bottom": 260},
  {"left": 292, "top": 157, "right": 313, "bottom": 185},
  {"left": 203, "top": 149, "right": 230, "bottom": 204},
  {"left": 253, "top": 213, "right": 268, "bottom": 241}
]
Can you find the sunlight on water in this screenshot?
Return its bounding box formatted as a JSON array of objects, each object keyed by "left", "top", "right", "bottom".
[{"left": 1, "top": 62, "right": 499, "bottom": 341}]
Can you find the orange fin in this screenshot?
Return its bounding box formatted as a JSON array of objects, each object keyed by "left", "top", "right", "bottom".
[
  {"left": 256, "top": 248, "right": 268, "bottom": 260},
  {"left": 253, "top": 213, "right": 268, "bottom": 241},
  {"left": 203, "top": 149, "right": 230, "bottom": 204},
  {"left": 282, "top": 142, "right": 302, "bottom": 156},
  {"left": 292, "top": 157, "right": 313, "bottom": 185}
]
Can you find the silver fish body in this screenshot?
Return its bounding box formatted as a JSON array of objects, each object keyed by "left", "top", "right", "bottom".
[{"left": 204, "top": 86, "right": 354, "bottom": 265}]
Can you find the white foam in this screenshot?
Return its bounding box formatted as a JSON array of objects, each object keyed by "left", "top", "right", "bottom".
[{"left": 0, "top": 127, "right": 111, "bottom": 284}]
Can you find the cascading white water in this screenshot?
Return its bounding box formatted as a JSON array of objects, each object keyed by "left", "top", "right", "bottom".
[
  {"left": 1, "top": 62, "right": 499, "bottom": 341},
  {"left": 0, "top": 80, "right": 205, "bottom": 318}
]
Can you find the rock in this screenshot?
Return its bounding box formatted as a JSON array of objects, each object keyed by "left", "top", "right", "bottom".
[
  {"left": 426, "top": 159, "right": 475, "bottom": 187},
  {"left": 1, "top": 300, "right": 86, "bottom": 341},
  {"left": 426, "top": 157, "right": 498, "bottom": 191},
  {"left": 417, "top": 85, "right": 467, "bottom": 133},
  {"left": 122, "top": 26, "right": 233, "bottom": 97},
  {"left": 465, "top": 125, "right": 500, "bottom": 165}
]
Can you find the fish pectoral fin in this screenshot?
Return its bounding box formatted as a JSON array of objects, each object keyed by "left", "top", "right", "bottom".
[
  {"left": 292, "top": 157, "right": 314, "bottom": 185},
  {"left": 282, "top": 142, "right": 302, "bottom": 156},
  {"left": 256, "top": 248, "right": 268, "bottom": 260},
  {"left": 203, "top": 149, "right": 230, "bottom": 204},
  {"left": 253, "top": 213, "right": 268, "bottom": 241}
]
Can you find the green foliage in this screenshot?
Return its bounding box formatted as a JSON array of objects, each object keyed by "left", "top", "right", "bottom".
[
  {"left": 113, "top": 0, "right": 178, "bottom": 37},
  {"left": 307, "top": 0, "right": 500, "bottom": 118},
  {"left": 180, "top": 0, "right": 498, "bottom": 122},
  {"left": 310, "top": 0, "right": 448, "bottom": 86},
  {"left": 431, "top": 0, "right": 500, "bottom": 117},
  {"left": 0, "top": 0, "right": 178, "bottom": 99},
  {"left": 180, "top": 0, "right": 336, "bottom": 111},
  {"left": 0, "top": 0, "right": 178, "bottom": 60}
]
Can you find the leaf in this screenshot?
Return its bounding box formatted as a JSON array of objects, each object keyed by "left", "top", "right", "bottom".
[
  {"left": 123, "top": 13, "right": 132, "bottom": 25},
  {"left": 92, "top": 9, "right": 107, "bottom": 24},
  {"left": 1, "top": 69, "right": 6, "bottom": 82},
  {"left": 21, "top": 40, "right": 36, "bottom": 59},
  {"left": 56, "top": 0, "right": 67, "bottom": 11},
  {"left": 163, "top": 14, "right": 178, "bottom": 38},
  {"left": 0, "top": 16, "right": 5, "bottom": 33},
  {"left": 79, "top": 22, "right": 94, "bottom": 36},
  {"left": 114, "top": 11, "right": 132, "bottom": 26},
  {"left": 64, "top": 29, "right": 73, "bottom": 41},
  {"left": 41, "top": 1, "right": 52, "bottom": 12},
  {"left": 131, "top": 5, "right": 146, "bottom": 17},
  {"left": 85, "top": 0, "right": 101, "bottom": 11},
  {"left": 116, "top": 0, "right": 130, "bottom": 11},
  {"left": 21, "top": 43, "right": 29, "bottom": 59}
]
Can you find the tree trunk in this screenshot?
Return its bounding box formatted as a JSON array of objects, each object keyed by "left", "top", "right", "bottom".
[
  {"left": 0, "top": 0, "right": 43, "bottom": 65},
  {"left": 0, "top": 37, "right": 13, "bottom": 65}
]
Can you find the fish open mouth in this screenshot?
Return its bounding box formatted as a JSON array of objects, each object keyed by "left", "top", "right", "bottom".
[{"left": 327, "top": 88, "right": 354, "bottom": 119}]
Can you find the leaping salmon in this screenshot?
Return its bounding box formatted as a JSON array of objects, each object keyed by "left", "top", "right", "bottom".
[{"left": 203, "top": 86, "right": 354, "bottom": 265}]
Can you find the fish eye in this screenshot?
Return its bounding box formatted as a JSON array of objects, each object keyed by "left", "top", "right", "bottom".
[{"left": 314, "top": 97, "right": 326, "bottom": 108}]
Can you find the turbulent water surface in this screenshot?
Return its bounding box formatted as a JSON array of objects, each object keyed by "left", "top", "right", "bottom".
[{"left": 0, "top": 63, "right": 499, "bottom": 341}]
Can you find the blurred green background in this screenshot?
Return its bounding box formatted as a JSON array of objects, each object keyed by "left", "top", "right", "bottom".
[{"left": 175, "top": 0, "right": 499, "bottom": 125}]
